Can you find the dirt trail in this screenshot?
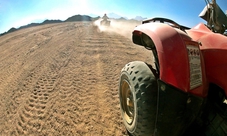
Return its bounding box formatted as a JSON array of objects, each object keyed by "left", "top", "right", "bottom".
[{"left": 0, "top": 22, "right": 152, "bottom": 135}]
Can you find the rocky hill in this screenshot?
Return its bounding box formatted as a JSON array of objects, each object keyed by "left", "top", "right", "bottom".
[
  {"left": 0, "top": 15, "right": 97, "bottom": 36},
  {"left": 65, "top": 15, "right": 92, "bottom": 22}
]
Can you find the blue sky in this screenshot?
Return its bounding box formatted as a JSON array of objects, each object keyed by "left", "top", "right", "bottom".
[{"left": 0, "top": 0, "right": 227, "bottom": 33}]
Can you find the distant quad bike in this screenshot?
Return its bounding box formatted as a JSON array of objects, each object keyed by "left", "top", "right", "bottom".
[
  {"left": 100, "top": 19, "right": 110, "bottom": 26},
  {"left": 119, "top": 0, "right": 227, "bottom": 136},
  {"left": 100, "top": 13, "right": 111, "bottom": 26}
]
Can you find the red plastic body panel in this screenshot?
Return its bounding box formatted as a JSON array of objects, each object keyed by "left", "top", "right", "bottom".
[
  {"left": 133, "top": 23, "right": 208, "bottom": 97},
  {"left": 187, "top": 23, "right": 227, "bottom": 96}
]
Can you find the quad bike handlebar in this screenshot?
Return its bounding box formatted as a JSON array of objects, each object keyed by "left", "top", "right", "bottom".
[
  {"left": 200, "top": 0, "right": 227, "bottom": 34},
  {"left": 142, "top": 17, "right": 190, "bottom": 31},
  {"left": 143, "top": 0, "right": 227, "bottom": 35}
]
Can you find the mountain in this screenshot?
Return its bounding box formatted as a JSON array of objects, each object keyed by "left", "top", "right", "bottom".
[
  {"left": 64, "top": 15, "right": 92, "bottom": 22},
  {"left": 7, "top": 27, "right": 17, "bottom": 33},
  {"left": 133, "top": 16, "right": 147, "bottom": 21},
  {"left": 19, "top": 23, "right": 40, "bottom": 29},
  {"left": 42, "top": 19, "right": 63, "bottom": 24},
  {"left": 107, "top": 13, "right": 122, "bottom": 19},
  {"left": 116, "top": 17, "right": 127, "bottom": 20},
  {"left": 0, "top": 13, "right": 147, "bottom": 36},
  {"left": 0, "top": 15, "right": 96, "bottom": 36},
  {"left": 88, "top": 13, "right": 99, "bottom": 18},
  {"left": 91, "top": 16, "right": 100, "bottom": 21},
  {"left": 106, "top": 13, "right": 146, "bottom": 21}
]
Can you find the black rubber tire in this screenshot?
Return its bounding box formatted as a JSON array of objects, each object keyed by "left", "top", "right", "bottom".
[{"left": 119, "top": 61, "right": 158, "bottom": 136}]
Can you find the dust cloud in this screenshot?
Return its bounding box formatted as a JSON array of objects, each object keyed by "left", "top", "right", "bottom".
[{"left": 93, "top": 19, "right": 141, "bottom": 39}]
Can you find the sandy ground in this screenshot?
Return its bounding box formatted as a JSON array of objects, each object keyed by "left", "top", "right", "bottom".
[{"left": 0, "top": 21, "right": 152, "bottom": 135}]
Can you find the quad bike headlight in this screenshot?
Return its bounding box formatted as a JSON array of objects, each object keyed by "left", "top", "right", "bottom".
[{"left": 142, "top": 33, "right": 155, "bottom": 49}]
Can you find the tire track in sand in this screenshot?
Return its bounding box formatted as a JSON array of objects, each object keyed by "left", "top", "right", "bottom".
[
  {"left": 74, "top": 28, "right": 128, "bottom": 135},
  {"left": 0, "top": 23, "right": 153, "bottom": 135},
  {"left": 15, "top": 47, "right": 71, "bottom": 135},
  {"left": 16, "top": 73, "right": 57, "bottom": 135}
]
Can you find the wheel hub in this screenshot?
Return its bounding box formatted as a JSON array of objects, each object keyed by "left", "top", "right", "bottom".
[{"left": 121, "top": 79, "right": 135, "bottom": 124}]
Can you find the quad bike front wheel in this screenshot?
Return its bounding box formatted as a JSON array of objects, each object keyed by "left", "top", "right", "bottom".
[{"left": 119, "top": 61, "right": 158, "bottom": 136}]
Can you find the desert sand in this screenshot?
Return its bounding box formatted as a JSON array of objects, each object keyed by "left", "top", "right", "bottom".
[{"left": 0, "top": 20, "right": 152, "bottom": 135}]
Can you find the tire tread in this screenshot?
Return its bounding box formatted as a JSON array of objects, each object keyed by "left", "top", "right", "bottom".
[{"left": 119, "top": 61, "right": 158, "bottom": 136}]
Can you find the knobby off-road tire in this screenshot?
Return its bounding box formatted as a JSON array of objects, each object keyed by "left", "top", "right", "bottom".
[{"left": 119, "top": 61, "right": 158, "bottom": 136}]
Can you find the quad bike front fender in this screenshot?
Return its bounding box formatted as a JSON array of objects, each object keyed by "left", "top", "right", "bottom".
[{"left": 133, "top": 23, "right": 208, "bottom": 97}]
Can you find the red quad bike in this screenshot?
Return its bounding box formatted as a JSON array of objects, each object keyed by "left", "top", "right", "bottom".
[{"left": 119, "top": 0, "right": 227, "bottom": 136}]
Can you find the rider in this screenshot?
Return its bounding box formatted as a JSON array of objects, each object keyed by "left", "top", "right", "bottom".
[{"left": 102, "top": 13, "right": 109, "bottom": 20}]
